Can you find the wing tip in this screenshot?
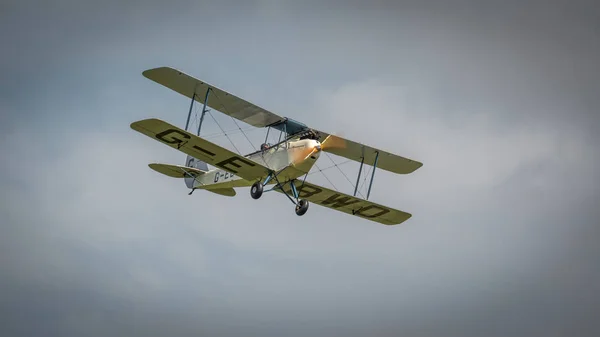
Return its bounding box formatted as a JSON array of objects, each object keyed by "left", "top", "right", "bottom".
[
  {"left": 396, "top": 160, "right": 423, "bottom": 174},
  {"left": 130, "top": 120, "right": 142, "bottom": 130},
  {"left": 398, "top": 213, "right": 414, "bottom": 225},
  {"left": 410, "top": 160, "right": 424, "bottom": 172},
  {"left": 142, "top": 66, "right": 180, "bottom": 79},
  {"left": 130, "top": 118, "right": 164, "bottom": 130}
]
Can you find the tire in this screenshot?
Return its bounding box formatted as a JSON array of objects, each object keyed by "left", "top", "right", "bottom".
[
  {"left": 295, "top": 199, "right": 309, "bottom": 216},
  {"left": 250, "top": 182, "right": 263, "bottom": 199}
]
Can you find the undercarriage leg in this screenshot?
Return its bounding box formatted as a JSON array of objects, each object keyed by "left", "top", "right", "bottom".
[
  {"left": 262, "top": 173, "right": 273, "bottom": 186},
  {"left": 270, "top": 176, "right": 310, "bottom": 216},
  {"left": 290, "top": 181, "right": 299, "bottom": 200}
]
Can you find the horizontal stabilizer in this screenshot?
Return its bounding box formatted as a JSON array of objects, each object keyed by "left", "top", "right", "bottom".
[
  {"left": 148, "top": 163, "right": 206, "bottom": 178},
  {"left": 275, "top": 181, "right": 412, "bottom": 225},
  {"left": 206, "top": 188, "right": 236, "bottom": 197}
]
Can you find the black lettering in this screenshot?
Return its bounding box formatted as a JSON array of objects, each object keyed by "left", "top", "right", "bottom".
[
  {"left": 215, "top": 156, "right": 256, "bottom": 174},
  {"left": 224, "top": 172, "right": 229, "bottom": 179},
  {"left": 192, "top": 145, "right": 216, "bottom": 157},
  {"left": 296, "top": 185, "right": 322, "bottom": 198},
  {"left": 156, "top": 129, "right": 190, "bottom": 144},
  {"left": 321, "top": 194, "right": 361, "bottom": 209},
  {"left": 214, "top": 174, "right": 219, "bottom": 183},
  {"left": 354, "top": 205, "right": 390, "bottom": 218}
]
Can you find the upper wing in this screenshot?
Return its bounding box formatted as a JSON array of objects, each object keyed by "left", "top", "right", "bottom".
[
  {"left": 131, "top": 118, "right": 271, "bottom": 181},
  {"left": 143, "top": 67, "right": 422, "bottom": 173},
  {"left": 275, "top": 180, "right": 412, "bottom": 225},
  {"left": 317, "top": 132, "right": 422, "bottom": 174},
  {"left": 143, "top": 67, "right": 285, "bottom": 127}
]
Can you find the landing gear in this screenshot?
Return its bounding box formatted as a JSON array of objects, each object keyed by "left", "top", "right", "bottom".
[
  {"left": 250, "top": 182, "right": 263, "bottom": 199},
  {"left": 253, "top": 173, "right": 310, "bottom": 216},
  {"left": 295, "top": 199, "right": 309, "bottom": 216},
  {"left": 289, "top": 179, "right": 309, "bottom": 216}
]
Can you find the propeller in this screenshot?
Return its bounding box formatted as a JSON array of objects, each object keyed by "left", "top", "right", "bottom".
[
  {"left": 290, "top": 131, "right": 349, "bottom": 164},
  {"left": 297, "top": 141, "right": 322, "bottom": 163},
  {"left": 294, "top": 134, "right": 347, "bottom": 163},
  {"left": 319, "top": 134, "right": 347, "bottom": 152}
]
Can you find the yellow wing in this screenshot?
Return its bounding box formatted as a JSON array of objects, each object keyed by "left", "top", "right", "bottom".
[
  {"left": 317, "top": 132, "right": 422, "bottom": 174},
  {"left": 274, "top": 181, "right": 412, "bottom": 225},
  {"left": 131, "top": 118, "right": 271, "bottom": 182},
  {"left": 143, "top": 67, "right": 284, "bottom": 127}
]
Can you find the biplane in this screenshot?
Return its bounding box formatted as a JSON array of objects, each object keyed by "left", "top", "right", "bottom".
[{"left": 131, "top": 67, "right": 422, "bottom": 225}]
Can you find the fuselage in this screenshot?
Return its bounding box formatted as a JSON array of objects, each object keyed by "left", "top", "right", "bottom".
[{"left": 193, "top": 138, "right": 321, "bottom": 190}]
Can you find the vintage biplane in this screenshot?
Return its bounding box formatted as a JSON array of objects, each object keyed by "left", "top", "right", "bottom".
[{"left": 131, "top": 67, "right": 422, "bottom": 225}]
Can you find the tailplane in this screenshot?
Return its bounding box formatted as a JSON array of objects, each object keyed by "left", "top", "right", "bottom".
[{"left": 148, "top": 163, "right": 206, "bottom": 179}]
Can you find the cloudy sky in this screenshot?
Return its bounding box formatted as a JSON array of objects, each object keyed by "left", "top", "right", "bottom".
[{"left": 1, "top": 0, "right": 599, "bottom": 336}]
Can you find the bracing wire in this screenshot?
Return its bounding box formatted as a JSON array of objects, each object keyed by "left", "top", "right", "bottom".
[
  {"left": 324, "top": 152, "right": 365, "bottom": 198},
  {"left": 207, "top": 110, "right": 241, "bottom": 154},
  {"left": 209, "top": 89, "right": 257, "bottom": 152},
  {"left": 202, "top": 126, "right": 258, "bottom": 140},
  {"left": 230, "top": 116, "right": 257, "bottom": 151},
  {"left": 307, "top": 160, "right": 352, "bottom": 175},
  {"left": 358, "top": 165, "right": 372, "bottom": 196},
  {"left": 313, "top": 163, "right": 338, "bottom": 191},
  {"left": 187, "top": 100, "right": 250, "bottom": 157}
]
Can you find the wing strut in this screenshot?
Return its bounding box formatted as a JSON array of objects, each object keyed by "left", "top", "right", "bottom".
[
  {"left": 353, "top": 156, "right": 365, "bottom": 197},
  {"left": 197, "top": 88, "right": 211, "bottom": 136},
  {"left": 183, "top": 87, "right": 211, "bottom": 135},
  {"left": 185, "top": 93, "right": 195, "bottom": 131},
  {"left": 366, "top": 151, "right": 379, "bottom": 200}
]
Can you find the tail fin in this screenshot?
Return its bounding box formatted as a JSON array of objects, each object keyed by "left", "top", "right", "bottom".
[{"left": 184, "top": 155, "right": 209, "bottom": 188}]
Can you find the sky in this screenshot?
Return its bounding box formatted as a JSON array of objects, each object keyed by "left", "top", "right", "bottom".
[{"left": 1, "top": 0, "right": 599, "bottom": 336}]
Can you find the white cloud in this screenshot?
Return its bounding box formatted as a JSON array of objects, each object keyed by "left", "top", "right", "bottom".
[{"left": 312, "top": 78, "right": 597, "bottom": 215}]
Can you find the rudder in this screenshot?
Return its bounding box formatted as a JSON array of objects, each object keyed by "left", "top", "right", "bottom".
[{"left": 184, "top": 155, "right": 209, "bottom": 188}]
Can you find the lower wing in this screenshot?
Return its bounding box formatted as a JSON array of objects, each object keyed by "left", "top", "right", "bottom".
[
  {"left": 274, "top": 181, "right": 412, "bottom": 225},
  {"left": 131, "top": 118, "right": 271, "bottom": 182}
]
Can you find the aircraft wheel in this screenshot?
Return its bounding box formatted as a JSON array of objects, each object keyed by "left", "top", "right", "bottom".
[
  {"left": 295, "top": 199, "right": 309, "bottom": 216},
  {"left": 250, "top": 182, "right": 263, "bottom": 199}
]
